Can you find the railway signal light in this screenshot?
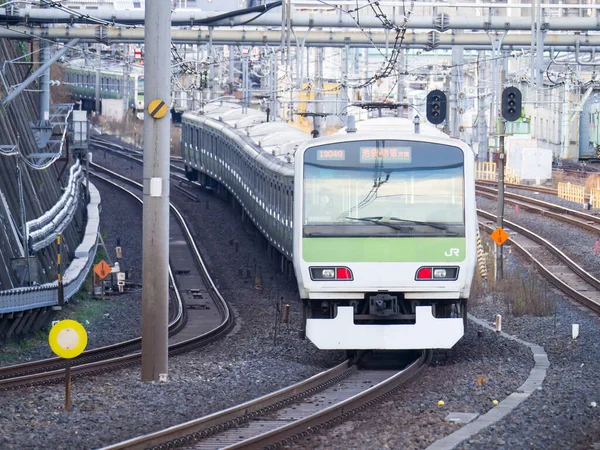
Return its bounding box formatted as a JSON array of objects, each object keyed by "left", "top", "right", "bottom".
[
  {"left": 501, "top": 87, "right": 522, "bottom": 122},
  {"left": 426, "top": 90, "right": 447, "bottom": 125}
]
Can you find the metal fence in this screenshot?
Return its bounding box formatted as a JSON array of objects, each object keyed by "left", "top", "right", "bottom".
[{"left": 474, "top": 161, "right": 520, "bottom": 184}]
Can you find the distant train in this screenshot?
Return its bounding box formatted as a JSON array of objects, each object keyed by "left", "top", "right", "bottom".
[
  {"left": 62, "top": 59, "right": 144, "bottom": 118},
  {"left": 181, "top": 102, "right": 477, "bottom": 350}
]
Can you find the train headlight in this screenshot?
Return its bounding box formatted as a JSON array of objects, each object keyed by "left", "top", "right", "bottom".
[
  {"left": 322, "top": 269, "right": 335, "bottom": 278},
  {"left": 433, "top": 268, "right": 447, "bottom": 278},
  {"left": 415, "top": 267, "right": 459, "bottom": 281},
  {"left": 310, "top": 267, "right": 354, "bottom": 281}
]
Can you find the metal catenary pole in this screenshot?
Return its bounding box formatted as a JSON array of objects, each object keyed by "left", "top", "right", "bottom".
[
  {"left": 39, "top": 41, "right": 50, "bottom": 122},
  {"left": 495, "top": 67, "right": 506, "bottom": 281},
  {"left": 95, "top": 68, "right": 100, "bottom": 115},
  {"left": 141, "top": 0, "right": 171, "bottom": 382},
  {"left": 2, "top": 38, "right": 79, "bottom": 106}
]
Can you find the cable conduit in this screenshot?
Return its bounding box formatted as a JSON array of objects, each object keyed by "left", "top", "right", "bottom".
[{"left": 0, "top": 182, "right": 100, "bottom": 314}]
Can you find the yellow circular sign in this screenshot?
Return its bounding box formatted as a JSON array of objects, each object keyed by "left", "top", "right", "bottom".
[
  {"left": 147, "top": 99, "right": 168, "bottom": 119},
  {"left": 48, "top": 320, "right": 88, "bottom": 359}
]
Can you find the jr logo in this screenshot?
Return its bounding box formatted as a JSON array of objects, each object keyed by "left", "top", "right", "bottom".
[{"left": 445, "top": 248, "right": 460, "bottom": 257}]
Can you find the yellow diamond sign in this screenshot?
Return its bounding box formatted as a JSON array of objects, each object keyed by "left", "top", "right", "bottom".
[{"left": 490, "top": 227, "right": 509, "bottom": 246}]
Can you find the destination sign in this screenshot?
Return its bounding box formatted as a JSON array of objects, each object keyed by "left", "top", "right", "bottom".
[
  {"left": 317, "top": 149, "right": 346, "bottom": 161},
  {"left": 360, "top": 147, "right": 412, "bottom": 163}
]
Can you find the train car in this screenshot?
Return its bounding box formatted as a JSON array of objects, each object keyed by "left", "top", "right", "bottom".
[
  {"left": 182, "top": 102, "right": 477, "bottom": 350},
  {"left": 62, "top": 59, "right": 144, "bottom": 118}
]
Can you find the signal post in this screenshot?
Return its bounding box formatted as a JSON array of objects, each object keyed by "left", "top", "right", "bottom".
[{"left": 496, "top": 81, "right": 522, "bottom": 280}]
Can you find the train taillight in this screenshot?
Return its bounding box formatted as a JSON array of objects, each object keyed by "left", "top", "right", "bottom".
[
  {"left": 416, "top": 267, "right": 432, "bottom": 279},
  {"left": 336, "top": 267, "right": 352, "bottom": 280},
  {"left": 310, "top": 267, "right": 354, "bottom": 281}
]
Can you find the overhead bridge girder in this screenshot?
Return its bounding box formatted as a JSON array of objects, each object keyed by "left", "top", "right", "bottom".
[
  {"left": 3, "top": 8, "right": 600, "bottom": 32},
  {"left": 1, "top": 27, "right": 598, "bottom": 51}
]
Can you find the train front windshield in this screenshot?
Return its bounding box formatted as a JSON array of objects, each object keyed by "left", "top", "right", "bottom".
[{"left": 303, "top": 139, "right": 465, "bottom": 237}]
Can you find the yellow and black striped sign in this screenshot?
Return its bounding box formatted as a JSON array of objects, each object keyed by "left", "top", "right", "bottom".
[
  {"left": 148, "top": 99, "right": 168, "bottom": 119},
  {"left": 476, "top": 228, "right": 488, "bottom": 282}
]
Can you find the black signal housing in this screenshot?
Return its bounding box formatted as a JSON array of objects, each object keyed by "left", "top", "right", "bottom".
[
  {"left": 501, "top": 87, "right": 522, "bottom": 122},
  {"left": 426, "top": 90, "right": 447, "bottom": 125}
]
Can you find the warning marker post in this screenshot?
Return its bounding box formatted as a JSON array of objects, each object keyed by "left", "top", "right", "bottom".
[
  {"left": 93, "top": 260, "right": 111, "bottom": 297},
  {"left": 48, "top": 320, "right": 88, "bottom": 411}
]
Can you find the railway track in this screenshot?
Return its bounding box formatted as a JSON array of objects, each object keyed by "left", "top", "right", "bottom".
[
  {"left": 476, "top": 186, "right": 600, "bottom": 315},
  {"left": 102, "top": 351, "right": 430, "bottom": 450},
  {"left": 476, "top": 184, "right": 600, "bottom": 233},
  {"left": 476, "top": 180, "right": 558, "bottom": 197},
  {"left": 86, "top": 135, "right": 435, "bottom": 450},
  {"left": 91, "top": 135, "right": 186, "bottom": 174},
  {"left": 0, "top": 167, "right": 232, "bottom": 390}
]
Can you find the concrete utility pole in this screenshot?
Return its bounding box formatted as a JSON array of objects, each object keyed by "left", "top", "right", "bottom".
[{"left": 141, "top": 0, "right": 170, "bottom": 382}]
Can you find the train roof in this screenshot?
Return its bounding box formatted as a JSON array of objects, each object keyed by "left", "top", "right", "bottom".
[
  {"left": 202, "top": 100, "right": 240, "bottom": 115},
  {"left": 183, "top": 102, "right": 310, "bottom": 164},
  {"left": 336, "top": 117, "right": 446, "bottom": 138},
  {"left": 183, "top": 108, "right": 470, "bottom": 167}
]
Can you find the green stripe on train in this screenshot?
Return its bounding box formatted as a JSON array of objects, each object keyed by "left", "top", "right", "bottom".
[{"left": 302, "top": 237, "right": 466, "bottom": 262}]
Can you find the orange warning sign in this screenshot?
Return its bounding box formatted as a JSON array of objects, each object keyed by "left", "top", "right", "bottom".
[
  {"left": 94, "top": 260, "right": 111, "bottom": 280},
  {"left": 490, "top": 228, "right": 509, "bottom": 246}
]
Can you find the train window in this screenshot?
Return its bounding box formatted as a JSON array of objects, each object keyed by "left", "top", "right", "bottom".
[
  {"left": 302, "top": 139, "right": 466, "bottom": 237},
  {"left": 138, "top": 76, "right": 144, "bottom": 95}
]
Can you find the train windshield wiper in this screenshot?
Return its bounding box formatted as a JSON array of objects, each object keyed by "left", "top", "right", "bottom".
[
  {"left": 344, "top": 216, "right": 410, "bottom": 232},
  {"left": 346, "top": 216, "right": 453, "bottom": 232}
]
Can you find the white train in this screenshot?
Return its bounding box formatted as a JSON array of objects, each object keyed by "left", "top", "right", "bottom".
[{"left": 182, "top": 102, "right": 477, "bottom": 350}]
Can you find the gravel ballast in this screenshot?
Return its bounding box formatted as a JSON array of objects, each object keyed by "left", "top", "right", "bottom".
[{"left": 1, "top": 147, "right": 600, "bottom": 449}]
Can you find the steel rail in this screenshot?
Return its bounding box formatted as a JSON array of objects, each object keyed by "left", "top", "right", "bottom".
[
  {"left": 0, "top": 178, "right": 169, "bottom": 381},
  {"left": 90, "top": 136, "right": 185, "bottom": 174},
  {"left": 101, "top": 350, "right": 431, "bottom": 450},
  {"left": 476, "top": 180, "right": 558, "bottom": 197},
  {"left": 0, "top": 167, "right": 232, "bottom": 390},
  {"left": 476, "top": 185, "right": 600, "bottom": 233},
  {"left": 478, "top": 210, "right": 600, "bottom": 314}
]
